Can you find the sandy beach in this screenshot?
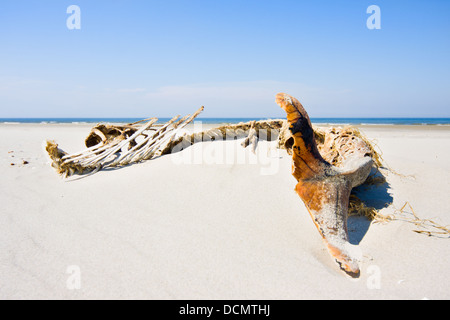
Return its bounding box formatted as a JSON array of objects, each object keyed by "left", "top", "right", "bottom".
[{"left": 1, "top": 123, "right": 449, "bottom": 300}]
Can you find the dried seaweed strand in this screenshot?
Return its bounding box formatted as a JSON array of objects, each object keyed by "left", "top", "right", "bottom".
[{"left": 394, "top": 202, "right": 450, "bottom": 238}]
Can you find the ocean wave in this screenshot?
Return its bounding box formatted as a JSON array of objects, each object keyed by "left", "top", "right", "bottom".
[
  {"left": 360, "top": 123, "right": 395, "bottom": 125},
  {"left": 40, "top": 121, "right": 57, "bottom": 124},
  {"left": 313, "top": 123, "right": 352, "bottom": 126}
]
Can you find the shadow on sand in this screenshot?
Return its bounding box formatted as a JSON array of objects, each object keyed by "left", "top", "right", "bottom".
[{"left": 347, "top": 169, "right": 393, "bottom": 245}]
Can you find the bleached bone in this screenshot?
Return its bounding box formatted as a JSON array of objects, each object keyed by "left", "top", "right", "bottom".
[
  {"left": 240, "top": 120, "right": 258, "bottom": 154},
  {"left": 160, "top": 119, "right": 284, "bottom": 155},
  {"left": 115, "top": 115, "right": 181, "bottom": 165},
  {"left": 46, "top": 107, "right": 204, "bottom": 178},
  {"left": 77, "top": 118, "right": 158, "bottom": 167}
]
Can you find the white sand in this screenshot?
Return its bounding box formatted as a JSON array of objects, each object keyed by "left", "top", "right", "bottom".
[{"left": 1, "top": 123, "right": 449, "bottom": 299}]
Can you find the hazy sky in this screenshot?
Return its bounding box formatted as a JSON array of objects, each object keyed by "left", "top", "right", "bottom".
[{"left": 0, "top": 0, "right": 449, "bottom": 118}]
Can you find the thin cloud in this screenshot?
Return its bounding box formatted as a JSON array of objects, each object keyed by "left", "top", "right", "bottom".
[{"left": 117, "top": 88, "right": 147, "bottom": 93}]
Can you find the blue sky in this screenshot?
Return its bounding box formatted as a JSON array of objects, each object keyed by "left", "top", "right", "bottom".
[{"left": 0, "top": 0, "right": 449, "bottom": 118}]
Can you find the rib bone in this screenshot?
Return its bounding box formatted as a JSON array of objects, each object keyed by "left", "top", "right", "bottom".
[{"left": 46, "top": 107, "right": 204, "bottom": 178}]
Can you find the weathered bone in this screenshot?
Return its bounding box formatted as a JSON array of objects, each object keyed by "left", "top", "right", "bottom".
[
  {"left": 240, "top": 120, "right": 259, "bottom": 153},
  {"left": 275, "top": 93, "right": 373, "bottom": 275},
  {"left": 46, "top": 107, "right": 204, "bottom": 178},
  {"left": 115, "top": 115, "right": 181, "bottom": 165},
  {"left": 160, "top": 120, "right": 284, "bottom": 155}
]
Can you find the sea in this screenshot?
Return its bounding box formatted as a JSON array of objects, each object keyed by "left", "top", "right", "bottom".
[{"left": 1, "top": 117, "right": 450, "bottom": 125}]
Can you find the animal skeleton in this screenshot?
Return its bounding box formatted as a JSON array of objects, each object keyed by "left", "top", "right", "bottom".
[{"left": 46, "top": 95, "right": 387, "bottom": 275}]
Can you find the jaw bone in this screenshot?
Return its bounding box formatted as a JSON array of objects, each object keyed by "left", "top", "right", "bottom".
[{"left": 275, "top": 93, "right": 372, "bottom": 275}]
